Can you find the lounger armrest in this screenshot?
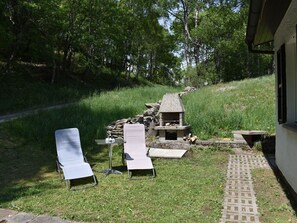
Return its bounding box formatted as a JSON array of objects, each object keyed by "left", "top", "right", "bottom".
[
  {"left": 146, "top": 147, "right": 151, "bottom": 156},
  {"left": 56, "top": 159, "right": 63, "bottom": 167},
  {"left": 83, "top": 152, "right": 88, "bottom": 163}
]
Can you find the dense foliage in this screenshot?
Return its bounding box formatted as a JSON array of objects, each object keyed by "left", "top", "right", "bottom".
[
  {"left": 159, "top": 0, "right": 273, "bottom": 85},
  {"left": 0, "top": 0, "right": 272, "bottom": 86}
]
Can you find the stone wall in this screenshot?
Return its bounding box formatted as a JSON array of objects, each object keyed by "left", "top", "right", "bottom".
[
  {"left": 105, "top": 87, "right": 196, "bottom": 139},
  {"left": 106, "top": 102, "right": 160, "bottom": 138}
]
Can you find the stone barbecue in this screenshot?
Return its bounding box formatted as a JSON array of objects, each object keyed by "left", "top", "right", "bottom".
[{"left": 154, "top": 93, "right": 190, "bottom": 140}]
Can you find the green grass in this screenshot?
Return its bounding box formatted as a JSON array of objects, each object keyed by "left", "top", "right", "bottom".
[
  {"left": 0, "top": 82, "right": 230, "bottom": 222},
  {"left": 0, "top": 64, "right": 159, "bottom": 115},
  {"left": 1, "top": 69, "right": 275, "bottom": 141},
  {"left": 183, "top": 75, "right": 275, "bottom": 139},
  {"left": 0, "top": 74, "right": 278, "bottom": 222},
  {"left": 0, "top": 71, "right": 95, "bottom": 115},
  {"left": 0, "top": 85, "right": 180, "bottom": 146},
  {"left": 253, "top": 168, "right": 297, "bottom": 223},
  {"left": 0, "top": 142, "right": 229, "bottom": 222}
]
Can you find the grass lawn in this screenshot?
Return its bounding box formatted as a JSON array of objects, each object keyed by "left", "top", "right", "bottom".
[
  {"left": 0, "top": 74, "right": 281, "bottom": 222},
  {"left": 0, "top": 84, "right": 229, "bottom": 222},
  {"left": 0, "top": 71, "right": 95, "bottom": 115},
  {"left": 183, "top": 75, "right": 275, "bottom": 139},
  {"left": 253, "top": 167, "right": 297, "bottom": 223},
  {"left": 0, "top": 65, "right": 163, "bottom": 115},
  {"left": 0, "top": 143, "right": 229, "bottom": 222}
]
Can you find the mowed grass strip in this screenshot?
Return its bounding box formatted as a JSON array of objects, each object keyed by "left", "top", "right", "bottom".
[{"left": 253, "top": 168, "right": 297, "bottom": 223}]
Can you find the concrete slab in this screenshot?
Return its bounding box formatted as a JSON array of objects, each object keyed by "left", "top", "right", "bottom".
[
  {"left": 232, "top": 130, "right": 267, "bottom": 135},
  {"left": 0, "top": 209, "right": 17, "bottom": 219},
  {"left": 30, "top": 215, "right": 78, "bottom": 223},
  {"left": 0, "top": 210, "right": 84, "bottom": 223},
  {"left": 4, "top": 212, "right": 35, "bottom": 223},
  {"left": 148, "top": 148, "right": 187, "bottom": 158},
  {"left": 232, "top": 130, "right": 268, "bottom": 148}
]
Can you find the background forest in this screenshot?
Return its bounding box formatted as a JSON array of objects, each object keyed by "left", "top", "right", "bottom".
[{"left": 0, "top": 0, "right": 273, "bottom": 87}]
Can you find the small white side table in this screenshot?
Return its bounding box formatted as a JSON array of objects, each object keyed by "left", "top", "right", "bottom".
[{"left": 95, "top": 138, "right": 124, "bottom": 176}]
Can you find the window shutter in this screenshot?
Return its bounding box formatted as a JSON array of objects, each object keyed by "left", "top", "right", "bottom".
[{"left": 277, "top": 44, "right": 287, "bottom": 124}]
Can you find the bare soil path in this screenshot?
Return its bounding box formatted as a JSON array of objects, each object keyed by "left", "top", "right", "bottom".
[{"left": 0, "top": 103, "right": 76, "bottom": 124}]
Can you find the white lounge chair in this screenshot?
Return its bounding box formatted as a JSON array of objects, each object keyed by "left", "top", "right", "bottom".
[
  {"left": 55, "top": 128, "right": 97, "bottom": 189},
  {"left": 123, "top": 124, "right": 155, "bottom": 179}
]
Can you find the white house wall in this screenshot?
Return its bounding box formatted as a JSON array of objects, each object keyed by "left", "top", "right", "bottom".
[{"left": 274, "top": 0, "right": 297, "bottom": 193}]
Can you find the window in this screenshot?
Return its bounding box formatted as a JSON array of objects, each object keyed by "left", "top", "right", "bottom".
[
  {"left": 277, "top": 44, "right": 287, "bottom": 124},
  {"left": 294, "top": 25, "right": 297, "bottom": 124}
]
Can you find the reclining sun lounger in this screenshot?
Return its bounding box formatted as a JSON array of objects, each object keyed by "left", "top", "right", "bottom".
[
  {"left": 123, "top": 124, "right": 155, "bottom": 179},
  {"left": 55, "top": 128, "right": 97, "bottom": 189}
]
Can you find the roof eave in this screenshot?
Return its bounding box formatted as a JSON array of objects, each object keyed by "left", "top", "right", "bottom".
[{"left": 246, "top": 0, "right": 292, "bottom": 54}]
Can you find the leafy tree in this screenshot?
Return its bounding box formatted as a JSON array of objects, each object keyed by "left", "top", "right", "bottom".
[
  {"left": 194, "top": 0, "right": 273, "bottom": 82},
  {"left": 160, "top": 0, "right": 273, "bottom": 85},
  {"left": 0, "top": 0, "right": 272, "bottom": 86}
]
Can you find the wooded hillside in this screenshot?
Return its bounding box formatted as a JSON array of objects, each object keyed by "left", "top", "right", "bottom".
[{"left": 0, "top": 0, "right": 273, "bottom": 86}]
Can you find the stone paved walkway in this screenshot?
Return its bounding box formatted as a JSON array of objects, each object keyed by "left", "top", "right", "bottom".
[
  {"left": 0, "top": 208, "right": 86, "bottom": 223},
  {"left": 220, "top": 154, "right": 270, "bottom": 223}
]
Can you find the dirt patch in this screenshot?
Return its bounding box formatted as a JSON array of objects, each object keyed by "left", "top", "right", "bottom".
[{"left": 215, "top": 86, "right": 237, "bottom": 92}]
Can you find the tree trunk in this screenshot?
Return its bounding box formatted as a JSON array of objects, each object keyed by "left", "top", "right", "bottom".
[
  {"left": 4, "top": 0, "right": 26, "bottom": 74},
  {"left": 181, "top": 0, "right": 192, "bottom": 67},
  {"left": 4, "top": 46, "right": 18, "bottom": 74},
  {"left": 51, "top": 59, "right": 57, "bottom": 84},
  {"left": 194, "top": 6, "right": 200, "bottom": 76},
  {"left": 62, "top": 36, "right": 71, "bottom": 73},
  {"left": 148, "top": 52, "right": 153, "bottom": 80}
]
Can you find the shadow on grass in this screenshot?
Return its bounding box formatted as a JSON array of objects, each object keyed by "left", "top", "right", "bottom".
[
  {"left": 0, "top": 102, "right": 135, "bottom": 203},
  {"left": 0, "top": 181, "right": 61, "bottom": 203},
  {"left": 261, "top": 136, "right": 297, "bottom": 216},
  {"left": 0, "top": 65, "right": 150, "bottom": 115}
]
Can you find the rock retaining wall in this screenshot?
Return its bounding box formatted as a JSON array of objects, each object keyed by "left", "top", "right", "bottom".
[{"left": 105, "top": 87, "right": 196, "bottom": 139}]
